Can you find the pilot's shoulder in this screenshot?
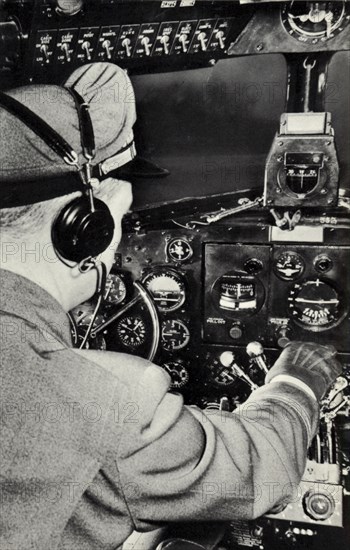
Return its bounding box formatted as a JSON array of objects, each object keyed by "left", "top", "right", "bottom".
[{"left": 71, "top": 348, "right": 171, "bottom": 396}]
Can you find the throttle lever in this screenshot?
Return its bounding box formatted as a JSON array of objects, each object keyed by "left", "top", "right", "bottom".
[
  {"left": 321, "top": 376, "right": 348, "bottom": 413},
  {"left": 220, "top": 352, "right": 258, "bottom": 391},
  {"left": 246, "top": 341, "right": 269, "bottom": 374}
]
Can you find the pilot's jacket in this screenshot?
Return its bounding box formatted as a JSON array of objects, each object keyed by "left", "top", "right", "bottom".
[{"left": 0, "top": 268, "right": 319, "bottom": 550}]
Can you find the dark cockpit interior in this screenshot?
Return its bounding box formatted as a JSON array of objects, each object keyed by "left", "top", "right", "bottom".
[{"left": 1, "top": 1, "right": 349, "bottom": 549}]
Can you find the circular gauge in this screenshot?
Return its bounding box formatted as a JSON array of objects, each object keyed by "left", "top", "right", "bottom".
[
  {"left": 161, "top": 319, "right": 190, "bottom": 351},
  {"left": 67, "top": 310, "right": 107, "bottom": 349},
  {"left": 162, "top": 361, "right": 189, "bottom": 389},
  {"left": 288, "top": 279, "right": 343, "bottom": 331},
  {"left": 207, "top": 356, "right": 236, "bottom": 387},
  {"left": 142, "top": 269, "right": 186, "bottom": 312},
  {"left": 166, "top": 238, "right": 193, "bottom": 263},
  {"left": 281, "top": 2, "right": 349, "bottom": 43},
  {"left": 212, "top": 271, "right": 265, "bottom": 318},
  {"left": 274, "top": 251, "right": 305, "bottom": 281},
  {"left": 70, "top": 303, "right": 105, "bottom": 330},
  {"left": 104, "top": 273, "right": 127, "bottom": 305},
  {"left": 116, "top": 316, "right": 146, "bottom": 348}
]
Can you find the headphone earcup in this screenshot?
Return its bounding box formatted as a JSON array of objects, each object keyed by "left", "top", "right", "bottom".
[{"left": 52, "top": 196, "right": 115, "bottom": 263}]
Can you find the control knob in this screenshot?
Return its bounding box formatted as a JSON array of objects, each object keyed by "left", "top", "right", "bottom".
[
  {"left": 303, "top": 489, "right": 335, "bottom": 521},
  {"left": 229, "top": 323, "right": 243, "bottom": 340},
  {"left": 275, "top": 325, "right": 291, "bottom": 348},
  {"left": 219, "top": 351, "right": 258, "bottom": 391},
  {"left": 246, "top": 341, "right": 269, "bottom": 374}
]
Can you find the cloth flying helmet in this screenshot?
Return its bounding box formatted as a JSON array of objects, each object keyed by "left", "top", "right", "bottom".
[{"left": 0, "top": 62, "right": 169, "bottom": 209}]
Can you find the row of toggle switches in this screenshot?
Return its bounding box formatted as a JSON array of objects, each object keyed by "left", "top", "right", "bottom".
[{"left": 34, "top": 18, "right": 233, "bottom": 67}]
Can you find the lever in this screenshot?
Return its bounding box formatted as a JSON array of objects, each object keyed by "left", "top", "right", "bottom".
[
  {"left": 216, "top": 30, "right": 225, "bottom": 49},
  {"left": 246, "top": 342, "right": 269, "bottom": 374},
  {"left": 61, "top": 42, "right": 71, "bottom": 62},
  {"left": 160, "top": 35, "right": 170, "bottom": 55},
  {"left": 102, "top": 39, "right": 112, "bottom": 59},
  {"left": 179, "top": 34, "right": 189, "bottom": 53},
  {"left": 220, "top": 351, "right": 258, "bottom": 391},
  {"left": 82, "top": 41, "right": 91, "bottom": 60},
  {"left": 122, "top": 38, "right": 132, "bottom": 57}
]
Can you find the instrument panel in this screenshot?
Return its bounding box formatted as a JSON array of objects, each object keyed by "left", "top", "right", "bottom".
[
  {"left": 1, "top": 0, "right": 350, "bottom": 86},
  {"left": 70, "top": 221, "right": 350, "bottom": 399},
  {"left": 1, "top": 1, "right": 349, "bottom": 548},
  {"left": 69, "top": 215, "right": 350, "bottom": 545}
]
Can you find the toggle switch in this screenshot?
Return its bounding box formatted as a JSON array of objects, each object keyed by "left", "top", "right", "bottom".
[
  {"left": 216, "top": 30, "right": 225, "bottom": 49},
  {"left": 197, "top": 31, "right": 207, "bottom": 51},
  {"left": 102, "top": 39, "right": 112, "bottom": 59},
  {"left": 179, "top": 33, "right": 189, "bottom": 52},
  {"left": 61, "top": 42, "right": 71, "bottom": 62},
  {"left": 122, "top": 37, "right": 132, "bottom": 57},
  {"left": 82, "top": 40, "right": 91, "bottom": 60},
  {"left": 40, "top": 44, "right": 49, "bottom": 62},
  {"left": 141, "top": 36, "right": 151, "bottom": 56},
  {"left": 160, "top": 35, "right": 170, "bottom": 55}
]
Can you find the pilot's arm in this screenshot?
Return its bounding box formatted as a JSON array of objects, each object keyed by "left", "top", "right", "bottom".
[{"left": 75, "top": 342, "right": 340, "bottom": 529}]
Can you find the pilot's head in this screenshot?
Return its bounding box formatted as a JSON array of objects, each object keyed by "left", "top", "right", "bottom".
[{"left": 0, "top": 63, "right": 137, "bottom": 310}]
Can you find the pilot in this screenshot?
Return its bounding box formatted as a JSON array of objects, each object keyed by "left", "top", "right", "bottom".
[{"left": 0, "top": 63, "right": 342, "bottom": 550}]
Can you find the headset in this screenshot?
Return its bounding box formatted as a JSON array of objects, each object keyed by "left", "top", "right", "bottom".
[{"left": 0, "top": 89, "right": 115, "bottom": 265}]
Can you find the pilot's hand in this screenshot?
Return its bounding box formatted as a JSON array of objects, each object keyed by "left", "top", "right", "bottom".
[{"left": 265, "top": 341, "right": 342, "bottom": 401}]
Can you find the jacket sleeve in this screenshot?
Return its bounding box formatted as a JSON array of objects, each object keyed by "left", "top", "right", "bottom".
[{"left": 108, "top": 361, "right": 319, "bottom": 530}]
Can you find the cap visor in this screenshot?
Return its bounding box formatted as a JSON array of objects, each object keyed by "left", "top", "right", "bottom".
[{"left": 110, "top": 156, "right": 170, "bottom": 180}]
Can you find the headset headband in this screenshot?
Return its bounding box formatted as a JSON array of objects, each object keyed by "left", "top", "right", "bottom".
[{"left": 0, "top": 89, "right": 98, "bottom": 208}]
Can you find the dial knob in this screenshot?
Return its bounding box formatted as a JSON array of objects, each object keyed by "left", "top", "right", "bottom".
[
  {"left": 229, "top": 323, "right": 243, "bottom": 340},
  {"left": 275, "top": 325, "right": 291, "bottom": 348},
  {"left": 314, "top": 255, "right": 333, "bottom": 274},
  {"left": 303, "top": 489, "right": 335, "bottom": 521},
  {"left": 56, "top": 0, "right": 84, "bottom": 16}
]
